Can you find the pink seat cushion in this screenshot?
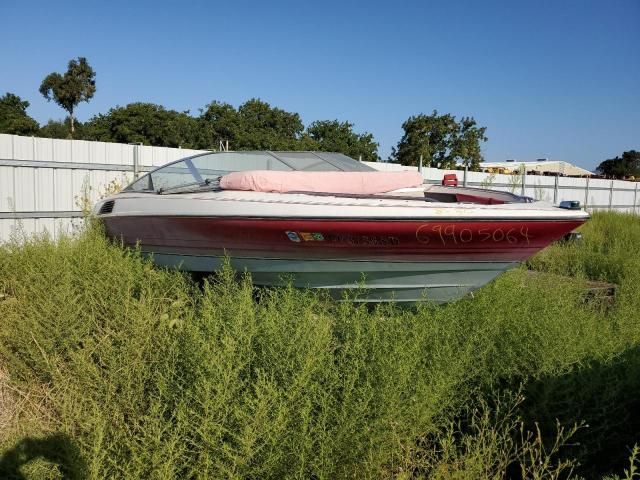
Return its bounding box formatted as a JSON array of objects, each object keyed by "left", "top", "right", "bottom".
[{"left": 220, "top": 170, "right": 424, "bottom": 195}]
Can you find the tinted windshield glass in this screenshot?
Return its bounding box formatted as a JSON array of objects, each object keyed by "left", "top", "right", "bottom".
[
  {"left": 126, "top": 151, "right": 373, "bottom": 192},
  {"left": 192, "top": 152, "right": 292, "bottom": 174},
  {"left": 149, "top": 152, "right": 291, "bottom": 191},
  {"left": 313, "top": 152, "right": 375, "bottom": 171},
  {"left": 273, "top": 152, "right": 340, "bottom": 171}
]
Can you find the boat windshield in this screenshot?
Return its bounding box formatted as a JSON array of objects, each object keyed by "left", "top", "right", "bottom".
[{"left": 125, "top": 151, "right": 375, "bottom": 192}]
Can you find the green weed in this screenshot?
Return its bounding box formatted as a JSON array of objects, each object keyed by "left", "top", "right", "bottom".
[{"left": 0, "top": 213, "right": 638, "bottom": 478}]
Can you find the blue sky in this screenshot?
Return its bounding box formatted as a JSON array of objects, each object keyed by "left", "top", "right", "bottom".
[{"left": 2, "top": 0, "right": 638, "bottom": 169}]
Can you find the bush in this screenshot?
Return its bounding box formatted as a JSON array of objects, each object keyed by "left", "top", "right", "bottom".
[{"left": 0, "top": 212, "right": 639, "bottom": 478}]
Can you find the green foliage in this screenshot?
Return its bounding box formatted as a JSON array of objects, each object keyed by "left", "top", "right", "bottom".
[
  {"left": 200, "top": 98, "right": 306, "bottom": 150},
  {"left": 525, "top": 212, "right": 640, "bottom": 476},
  {"left": 0, "top": 230, "right": 458, "bottom": 477},
  {"left": 235, "top": 98, "right": 305, "bottom": 150},
  {"left": 199, "top": 100, "right": 380, "bottom": 159},
  {"left": 508, "top": 164, "right": 526, "bottom": 193},
  {"left": 527, "top": 211, "right": 640, "bottom": 285},
  {"left": 622, "top": 445, "right": 640, "bottom": 480},
  {"left": 306, "top": 120, "right": 379, "bottom": 161},
  {"left": 199, "top": 100, "right": 242, "bottom": 149},
  {"left": 601, "top": 446, "right": 640, "bottom": 480},
  {"left": 39, "top": 57, "right": 96, "bottom": 134},
  {"left": 390, "top": 110, "right": 487, "bottom": 169},
  {"left": 0, "top": 93, "right": 39, "bottom": 135},
  {"left": 402, "top": 391, "right": 580, "bottom": 480},
  {"left": 1, "top": 88, "right": 380, "bottom": 160},
  {"left": 1, "top": 214, "right": 639, "bottom": 478},
  {"left": 83, "top": 103, "right": 207, "bottom": 148},
  {"left": 596, "top": 151, "right": 640, "bottom": 179},
  {"left": 38, "top": 117, "right": 85, "bottom": 139}
]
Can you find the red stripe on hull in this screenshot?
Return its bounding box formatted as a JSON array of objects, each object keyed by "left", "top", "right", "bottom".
[{"left": 103, "top": 216, "right": 585, "bottom": 262}]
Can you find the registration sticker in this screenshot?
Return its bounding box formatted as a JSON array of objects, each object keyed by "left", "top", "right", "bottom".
[
  {"left": 286, "top": 231, "right": 301, "bottom": 242},
  {"left": 285, "top": 231, "right": 325, "bottom": 242}
]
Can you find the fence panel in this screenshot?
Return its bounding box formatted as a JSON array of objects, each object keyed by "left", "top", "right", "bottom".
[{"left": 0, "top": 134, "right": 209, "bottom": 241}]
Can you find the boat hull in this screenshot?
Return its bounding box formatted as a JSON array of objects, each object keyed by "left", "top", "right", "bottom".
[
  {"left": 102, "top": 215, "right": 584, "bottom": 303},
  {"left": 148, "top": 253, "right": 516, "bottom": 302}
]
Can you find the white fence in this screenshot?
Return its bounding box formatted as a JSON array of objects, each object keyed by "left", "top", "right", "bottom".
[
  {"left": 366, "top": 162, "right": 640, "bottom": 214},
  {"left": 1, "top": 134, "right": 638, "bottom": 242},
  {"left": 0, "top": 134, "right": 206, "bottom": 241}
]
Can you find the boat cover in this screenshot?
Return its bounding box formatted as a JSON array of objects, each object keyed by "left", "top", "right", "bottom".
[{"left": 219, "top": 170, "right": 424, "bottom": 195}]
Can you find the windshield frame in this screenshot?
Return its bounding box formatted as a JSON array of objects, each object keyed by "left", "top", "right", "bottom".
[{"left": 123, "top": 150, "right": 374, "bottom": 193}]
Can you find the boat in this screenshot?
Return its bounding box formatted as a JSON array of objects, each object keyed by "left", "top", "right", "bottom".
[{"left": 93, "top": 151, "right": 589, "bottom": 303}]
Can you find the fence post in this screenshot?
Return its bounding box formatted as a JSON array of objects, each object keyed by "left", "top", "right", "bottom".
[
  {"left": 463, "top": 165, "right": 468, "bottom": 187},
  {"left": 133, "top": 144, "right": 139, "bottom": 179},
  {"left": 634, "top": 182, "right": 638, "bottom": 215},
  {"left": 609, "top": 180, "right": 614, "bottom": 211},
  {"left": 584, "top": 176, "right": 590, "bottom": 209},
  {"left": 131, "top": 142, "right": 144, "bottom": 179},
  {"left": 553, "top": 174, "right": 559, "bottom": 204},
  {"left": 32, "top": 137, "right": 37, "bottom": 212},
  {"left": 418, "top": 155, "right": 423, "bottom": 174}
]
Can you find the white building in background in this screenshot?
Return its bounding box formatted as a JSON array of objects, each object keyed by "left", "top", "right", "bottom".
[{"left": 480, "top": 159, "right": 593, "bottom": 177}]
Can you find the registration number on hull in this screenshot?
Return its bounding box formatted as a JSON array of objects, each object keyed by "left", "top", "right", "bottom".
[{"left": 416, "top": 225, "right": 532, "bottom": 245}]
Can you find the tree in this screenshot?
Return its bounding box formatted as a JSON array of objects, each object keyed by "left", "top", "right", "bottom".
[
  {"left": 200, "top": 98, "right": 307, "bottom": 150},
  {"left": 39, "top": 118, "right": 85, "bottom": 139},
  {"left": 305, "top": 120, "right": 379, "bottom": 161},
  {"left": 199, "top": 101, "right": 241, "bottom": 149},
  {"left": 451, "top": 116, "right": 487, "bottom": 169},
  {"left": 200, "top": 99, "right": 382, "bottom": 156},
  {"left": 235, "top": 98, "right": 306, "bottom": 150},
  {"left": 390, "top": 110, "right": 487, "bottom": 169},
  {"left": 0, "top": 93, "right": 39, "bottom": 135},
  {"left": 39, "top": 57, "right": 96, "bottom": 135},
  {"left": 83, "top": 103, "right": 206, "bottom": 148},
  {"left": 596, "top": 151, "right": 640, "bottom": 179}
]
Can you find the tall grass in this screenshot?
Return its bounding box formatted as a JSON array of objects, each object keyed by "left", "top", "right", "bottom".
[
  {"left": 0, "top": 212, "right": 639, "bottom": 478},
  {"left": 528, "top": 211, "right": 640, "bottom": 285}
]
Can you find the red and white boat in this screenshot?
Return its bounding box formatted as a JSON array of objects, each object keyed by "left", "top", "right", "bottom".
[{"left": 94, "top": 151, "right": 588, "bottom": 303}]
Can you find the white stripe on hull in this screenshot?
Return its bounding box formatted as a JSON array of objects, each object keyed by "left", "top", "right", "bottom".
[
  {"left": 97, "top": 190, "right": 589, "bottom": 222},
  {"left": 147, "top": 252, "right": 517, "bottom": 303}
]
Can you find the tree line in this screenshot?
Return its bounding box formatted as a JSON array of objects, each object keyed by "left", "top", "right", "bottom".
[
  {"left": 1, "top": 57, "right": 635, "bottom": 175},
  {"left": 595, "top": 150, "right": 640, "bottom": 180},
  {"left": 0, "top": 93, "right": 382, "bottom": 163}
]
